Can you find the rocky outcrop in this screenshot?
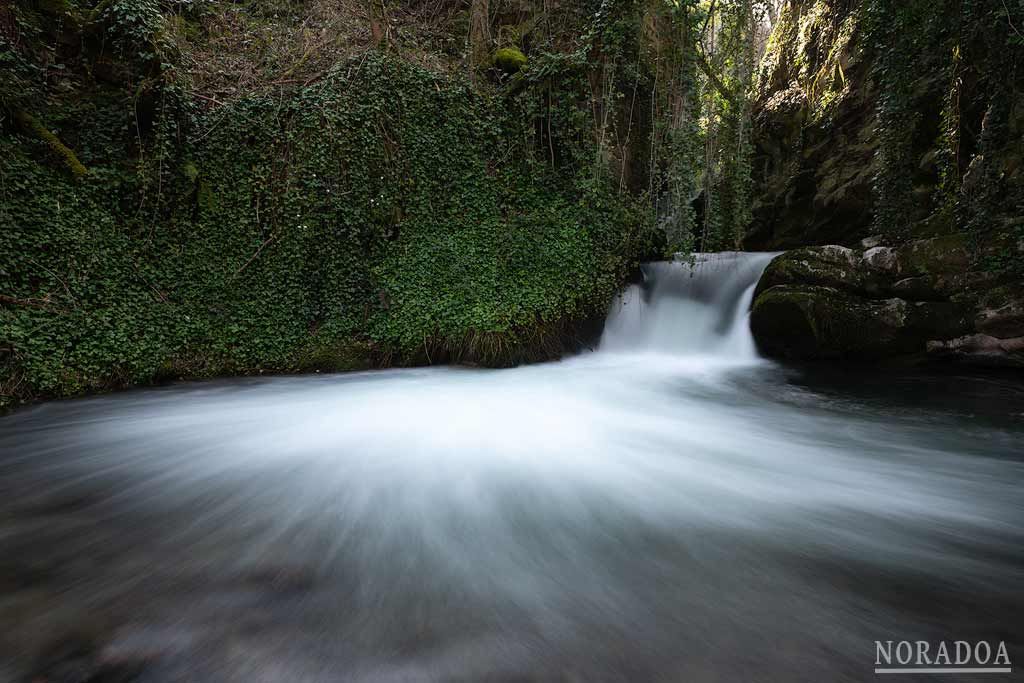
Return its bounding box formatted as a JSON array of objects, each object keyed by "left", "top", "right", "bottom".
[
  {"left": 927, "top": 334, "right": 1024, "bottom": 368},
  {"left": 745, "top": 0, "right": 877, "bottom": 250},
  {"left": 745, "top": 0, "right": 1023, "bottom": 368},
  {"left": 751, "top": 238, "right": 1024, "bottom": 367},
  {"left": 747, "top": 0, "right": 1023, "bottom": 255}
]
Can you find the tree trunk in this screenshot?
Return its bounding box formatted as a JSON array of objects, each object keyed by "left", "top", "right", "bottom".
[
  {"left": 469, "top": 0, "right": 491, "bottom": 76},
  {"left": 370, "top": 0, "right": 387, "bottom": 50}
]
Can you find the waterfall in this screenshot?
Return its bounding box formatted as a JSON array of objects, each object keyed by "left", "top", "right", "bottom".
[
  {"left": 599, "top": 251, "right": 778, "bottom": 358},
  {"left": 4, "top": 250, "right": 1023, "bottom": 683}
]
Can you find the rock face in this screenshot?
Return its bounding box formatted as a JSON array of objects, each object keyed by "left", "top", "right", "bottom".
[
  {"left": 746, "top": 1, "right": 877, "bottom": 250},
  {"left": 746, "top": 0, "right": 1023, "bottom": 254},
  {"left": 741, "top": 1, "right": 1024, "bottom": 367},
  {"left": 751, "top": 239, "right": 1024, "bottom": 367}
]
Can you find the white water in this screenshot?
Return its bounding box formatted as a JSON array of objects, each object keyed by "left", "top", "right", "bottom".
[
  {"left": 1, "top": 253, "right": 1022, "bottom": 681},
  {"left": 600, "top": 251, "right": 778, "bottom": 358}
]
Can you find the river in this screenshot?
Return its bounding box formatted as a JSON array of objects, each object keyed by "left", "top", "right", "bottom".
[{"left": 1, "top": 253, "right": 1022, "bottom": 681}]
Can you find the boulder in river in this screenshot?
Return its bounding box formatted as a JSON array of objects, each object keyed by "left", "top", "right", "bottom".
[{"left": 750, "top": 237, "right": 1024, "bottom": 367}]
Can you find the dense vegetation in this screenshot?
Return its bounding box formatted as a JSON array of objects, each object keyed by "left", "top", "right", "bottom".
[
  {"left": 2, "top": 0, "right": 779, "bottom": 407},
  {"left": 1, "top": 0, "right": 666, "bottom": 406},
  {"left": 867, "top": 0, "right": 1023, "bottom": 268},
  {"left": 2, "top": 0, "right": 1021, "bottom": 404},
  {"left": 750, "top": 0, "right": 1023, "bottom": 263},
  {"left": 2, "top": 50, "right": 655, "bottom": 397}
]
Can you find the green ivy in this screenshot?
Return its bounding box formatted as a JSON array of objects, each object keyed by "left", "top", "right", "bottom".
[
  {"left": 863, "top": 0, "right": 1023, "bottom": 268},
  {"left": 1, "top": 40, "right": 656, "bottom": 406}
]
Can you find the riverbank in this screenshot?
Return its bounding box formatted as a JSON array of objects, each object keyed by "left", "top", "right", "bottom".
[{"left": 1, "top": 50, "right": 655, "bottom": 410}]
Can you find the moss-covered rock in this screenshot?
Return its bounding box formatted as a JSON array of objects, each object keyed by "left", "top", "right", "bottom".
[
  {"left": 492, "top": 47, "right": 527, "bottom": 75},
  {"left": 746, "top": 0, "right": 877, "bottom": 250},
  {"left": 750, "top": 244, "right": 991, "bottom": 362},
  {"left": 754, "top": 245, "right": 877, "bottom": 298},
  {"left": 895, "top": 234, "right": 971, "bottom": 277},
  {"left": 750, "top": 284, "right": 971, "bottom": 359},
  {"left": 757, "top": 237, "right": 980, "bottom": 303}
]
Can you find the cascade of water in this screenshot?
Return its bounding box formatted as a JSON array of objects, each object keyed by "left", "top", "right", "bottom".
[{"left": 599, "top": 252, "right": 778, "bottom": 358}]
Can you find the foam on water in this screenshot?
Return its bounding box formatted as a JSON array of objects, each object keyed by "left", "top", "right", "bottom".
[{"left": 1, "top": 252, "right": 1022, "bottom": 681}]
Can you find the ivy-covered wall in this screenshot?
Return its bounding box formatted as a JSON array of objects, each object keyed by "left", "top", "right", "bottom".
[{"left": 1, "top": 0, "right": 672, "bottom": 407}]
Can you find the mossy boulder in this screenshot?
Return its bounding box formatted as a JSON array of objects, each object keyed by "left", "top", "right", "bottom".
[
  {"left": 754, "top": 245, "right": 881, "bottom": 298},
  {"left": 750, "top": 244, "right": 1024, "bottom": 365},
  {"left": 895, "top": 234, "right": 971, "bottom": 277},
  {"left": 756, "top": 237, "right": 977, "bottom": 305},
  {"left": 492, "top": 47, "right": 527, "bottom": 75},
  {"left": 750, "top": 284, "right": 971, "bottom": 360}
]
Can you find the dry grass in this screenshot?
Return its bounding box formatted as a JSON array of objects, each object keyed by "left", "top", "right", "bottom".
[{"left": 175, "top": 0, "right": 471, "bottom": 102}]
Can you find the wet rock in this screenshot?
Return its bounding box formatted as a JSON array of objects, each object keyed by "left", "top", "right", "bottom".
[
  {"left": 892, "top": 272, "right": 972, "bottom": 301},
  {"left": 974, "top": 286, "right": 1024, "bottom": 339},
  {"left": 895, "top": 234, "right": 971, "bottom": 277},
  {"left": 891, "top": 276, "right": 943, "bottom": 301},
  {"left": 749, "top": 241, "right": 1014, "bottom": 364},
  {"left": 751, "top": 285, "right": 970, "bottom": 359},
  {"left": 927, "top": 334, "right": 1024, "bottom": 367},
  {"left": 753, "top": 246, "right": 880, "bottom": 297},
  {"left": 861, "top": 246, "right": 899, "bottom": 273}
]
